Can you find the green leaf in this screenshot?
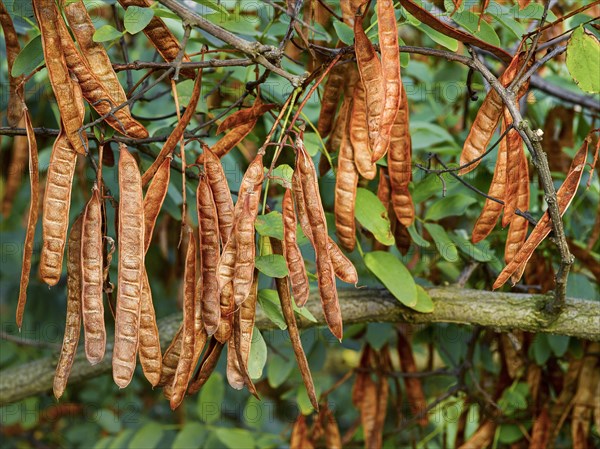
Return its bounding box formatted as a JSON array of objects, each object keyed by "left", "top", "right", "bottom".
[
  {"left": 255, "top": 254, "right": 289, "bottom": 278},
  {"left": 418, "top": 23, "right": 458, "bottom": 51},
  {"left": 498, "top": 424, "right": 526, "bottom": 444},
  {"left": 407, "top": 224, "right": 431, "bottom": 248},
  {"left": 189, "top": 0, "right": 229, "bottom": 16},
  {"left": 172, "top": 423, "right": 206, "bottom": 449},
  {"left": 303, "top": 132, "right": 322, "bottom": 157},
  {"left": 93, "top": 25, "right": 124, "bottom": 43},
  {"left": 409, "top": 121, "right": 457, "bottom": 150},
  {"left": 128, "top": 423, "right": 164, "bottom": 449},
  {"left": 398, "top": 37, "right": 410, "bottom": 68},
  {"left": 255, "top": 212, "right": 284, "bottom": 240},
  {"left": 364, "top": 251, "right": 417, "bottom": 307},
  {"left": 11, "top": 34, "right": 44, "bottom": 77},
  {"left": 547, "top": 334, "right": 570, "bottom": 357},
  {"left": 293, "top": 301, "right": 318, "bottom": 323},
  {"left": 267, "top": 353, "right": 295, "bottom": 388},
  {"left": 333, "top": 20, "right": 354, "bottom": 45},
  {"left": 214, "top": 428, "right": 255, "bottom": 449},
  {"left": 248, "top": 329, "right": 267, "bottom": 379},
  {"left": 257, "top": 289, "right": 287, "bottom": 330},
  {"left": 355, "top": 188, "right": 395, "bottom": 246},
  {"left": 413, "top": 286, "right": 434, "bottom": 313},
  {"left": 566, "top": 26, "right": 600, "bottom": 93},
  {"left": 270, "top": 164, "right": 294, "bottom": 188},
  {"left": 96, "top": 409, "right": 121, "bottom": 434},
  {"left": 425, "top": 194, "right": 476, "bottom": 221},
  {"left": 452, "top": 11, "right": 501, "bottom": 47},
  {"left": 123, "top": 6, "right": 154, "bottom": 35},
  {"left": 424, "top": 223, "right": 458, "bottom": 262},
  {"left": 531, "top": 334, "right": 551, "bottom": 365},
  {"left": 450, "top": 232, "right": 494, "bottom": 262},
  {"left": 197, "top": 373, "right": 224, "bottom": 423}
]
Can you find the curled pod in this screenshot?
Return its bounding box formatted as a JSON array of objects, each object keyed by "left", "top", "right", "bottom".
[
  {"left": 388, "top": 90, "right": 415, "bottom": 227},
  {"left": 157, "top": 324, "right": 183, "bottom": 388},
  {"left": 502, "top": 109, "right": 526, "bottom": 227},
  {"left": 32, "top": 0, "right": 87, "bottom": 154},
  {"left": 187, "top": 339, "right": 225, "bottom": 395},
  {"left": 282, "top": 189, "right": 310, "bottom": 307},
  {"left": 143, "top": 157, "right": 171, "bottom": 253},
  {"left": 0, "top": 1, "right": 24, "bottom": 126},
  {"left": 16, "top": 109, "right": 39, "bottom": 328},
  {"left": 196, "top": 174, "right": 221, "bottom": 335},
  {"left": 138, "top": 271, "right": 162, "bottom": 387},
  {"left": 217, "top": 96, "right": 275, "bottom": 134},
  {"left": 113, "top": 145, "right": 145, "bottom": 388},
  {"left": 350, "top": 81, "right": 377, "bottom": 180},
  {"left": 53, "top": 215, "right": 83, "bottom": 399},
  {"left": 209, "top": 120, "right": 257, "bottom": 159},
  {"left": 81, "top": 187, "right": 106, "bottom": 364},
  {"left": 203, "top": 146, "right": 235, "bottom": 246}
]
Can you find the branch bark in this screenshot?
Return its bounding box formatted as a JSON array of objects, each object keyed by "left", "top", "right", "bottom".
[{"left": 1, "top": 288, "right": 598, "bottom": 406}]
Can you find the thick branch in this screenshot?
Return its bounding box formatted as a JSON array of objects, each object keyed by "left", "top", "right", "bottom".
[{"left": 1, "top": 288, "right": 598, "bottom": 406}]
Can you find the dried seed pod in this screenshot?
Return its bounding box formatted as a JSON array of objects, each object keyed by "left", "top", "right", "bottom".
[
  {"left": 143, "top": 157, "right": 171, "bottom": 253},
  {"left": 53, "top": 215, "right": 83, "bottom": 399},
  {"left": 81, "top": 187, "right": 106, "bottom": 364},
  {"left": 317, "top": 61, "right": 346, "bottom": 138},
  {"left": 16, "top": 109, "right": 39, "bottom": 328},
  {"left": 354, "top": 12, "right": 385, "bottom": 159},
  {"left": 142, "top": 71, "right": 202, "bottom": 185},
  {"left": 334, "top": 112, "right": 358, "bottom": 251},
  {"left": 351, "top": 81, "right": 377, "bottom": 179},
  {"left": 113, "top": 145, "right": 145, "bottom": 388},
  {"left": 471, "top": 123, "right": 508, "bottom": 243},
  {"left": 271, "top": 237, "right": 319, "bottom": 411},
  {"left": 187, "top": 339, "right": 225, "bottom": 395},
  {"left": 170, "top": 229, "right": 197, "bottom": 409},
  {"left": 397, "top": 329, "right": 428, "bottom": 426},
  {"left": 502, "top": 110, "right": 526, "bottom": 227},
  {"left": 233, "top": 192, "right": 261, "bottom": 306},
  {"left": 371, "top": 0, "right": 401, "bottom": 162},
  {"left": 215, "top": 282, "right": 234, "bottom": 343},
  {"left": 282, "top": 189, "right": 310, "bottom": 307},
  {"left": 217, "top": 96, "right": 275, "bottom": 134},
  {"left": 138, "top": 271, "right": 162, "bottom": 386},
  {"left": 325, "top": 96, "right": 351, "bottom": 158},
  {"left": 457, "top": 421, "right": 496, "bottom": 449},
  {"left": 210, "top": 120, "right": 257, "bottom": 159},
  {"left": 39, "top": 133, "right": 78, "bottom": 285},
  {"left": 63, "top": 0, "right": 130, "bottom": 113},
  {"left": 294, "top": 134, "right": 342, "bottom": 340},
  {"left": 388, "top": 90, "right": 415, "bottom": 227},
  {"left": 157, "top": 324, "right": 183, "bottom": 387},
  {"left": 0, "top": 1, "right": 24, "bottom": 126},
  {"left": 290, "top": 414, "right": 314, "bottom": 449},
  {"left": 2, "top": 130, "right": 28, "bottom": 217},
  {"left": 320, "top": 405, "right": 342, "bottom": 449},
  {"left": 203, "top": 146, "right": 235, "bottom": 245},
  {"left": 33, "top": 0, "right": 87, "bottom": 154},
  {"left": 117, "top": 0, "right": 195, "bottom": 79}
]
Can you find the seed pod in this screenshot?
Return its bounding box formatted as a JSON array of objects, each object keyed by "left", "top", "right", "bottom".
[
  {"left": 354, "top": 12, "right": 385, "bottom": 159},
  {"left": 209, "top": 120, "right": 257, "bottom": 159},
  {"left": 117, "top": 0, "right": 195, "bottom": 79},
  {"left": 388, "top": 90, "right": 415, "bottom": 227},
  {"left": 233, "top": 193, "right": 261, "bottom": 306},
  {"left": 81, "top": 187, "right": 106, "bottom": 364},
  {"left": 53, "top": 215, "right": 83, "bottom": 399},
  {"left": 55, "top": 15, "right": 148, "bottom": 139},
  {"left": 325, "top": 96, "right": 351, "bottom": 158},
  {"left": 397, "top": 329, "right": 428, "bottom": 426},
  {"left": 215, "top": 282, "right": 234, "bottom": 343},
  {"left": 290, "top": 414, "right": 314, "bottom": 449},
  {"left": 203, "top": 146, "right": 235, "bottom": 246},
  {"left": 170, "top": 229, "right": 197, "bottom": 409},
  {"left": 493, "top": 138, "right": 588, "bottom": 288},
  {"left": 294, "top": 134, "right": 342, "bottom": 340},
  {"left": 502, "top": 110, "right": 526, "bottom": 227},
  {"left": 33, "top": 0, "right": 87, "bottom": 154},
  {"left": 138, "top": 271, "right": 162, "bottom": 386},
  {"left": 187, "top": 339, "right": 225, "bottom": 395},
  {"left": 0, "top": 1, "right": 24, "bottom": 126},
  {"left": 320, "top": 404, "right": 342, "bottom": 449},
  {"left": 317, "top": 60, "right": 345, "bottom": 138},
  {"left": 471, "top": 123, "right": 508, "bottom": 243},
  {"left": 113, "top": 145, "right": 145, "bottom": 388},
  {"left": 371, "top": 0, "right": 401, "bottom": 162},
  {"left": 282, "top": 189, "right": 310, "bottom": 307},
  {"left": 63, "top": 0, "right": 130, "bottom": 113},
  {"left": 334, "top": 111, "right": 358, "bottom": 251},
  {"left": 2, "top": 130, "right": 28, "bottom": 217},
  {"left": 157, "top": 324, "right": 183, "bottom": 387},
  {"left": 141, "top": 70, "right": 202, "bottom": 185},
  {"left": 351, "top": 81, "right": 377, "bottom": 179},
  {"left": 271, "top": 237, "right": 319, "bottom": 411},
  {"left": 217, "top": 96, "right": 275, "bottom": 134},
  {"left": 197, "top": 175, "right": 221, "bottom": 335},
  {"left": 143, "top": 157, "right": 171, "bottom": 253},
  {"left": 16, "top": 109, "right": 39, "bottom": 328}
]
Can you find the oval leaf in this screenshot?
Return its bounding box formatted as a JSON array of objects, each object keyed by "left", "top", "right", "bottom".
[
  {"left": 424, "top": 222, "right": 458, "bottom": 262},
  {"left": 124, "top": 6, "right": 154, "bottom": 35},
  {"left": 364, "top": 251, "right": 417, "bottom": 307},
  {"left": 255, "top": 254, "right": 289, "bottom": 278},
  {"left": 93, "top": 25, "right": 124, "bottom": 43},
  {"left": 11, "top": 34, "right": 44, "bottom": 77},
  {"left": 567, "top": 26, "right": 600, "bottom": 93},
  {"left": 355, "top": 188, "right": 395, "bottom": 246}
]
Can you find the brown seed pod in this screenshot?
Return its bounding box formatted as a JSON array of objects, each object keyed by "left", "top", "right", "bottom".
[
  {"left": 290, "top": 414, "right": 314, "bottom": 449},
  {"left": 354, "top": 12, "right": 385, "bottom": 160},
  {"left": 33, "top": 0, "right": 87, "bottom": 154},
  {"left": 187, "top": 339, "right": 225, "bottom": 395},
  {"left": 502, "top": 110, "right": 526, "bottom": 227},
  {"left": 203, "top": 146, "right": 235, "bottom": 246},
  {"left": 81, "top": 187, "right": 106, "bottom": 364},
  {"left": 471, "top": 123, "right": 508, "bottom": 243},
  {"left": 209, "top": 120, "right": 257, "bottom": 160},
  {"left": 493, "top": 139, "right": 588, "bottom": 289},
  {"left": 117, "top": 0, "right": 195, "bottom": 79},
  {"left": 351, "top": 81, "right": 377, "bottom": 180},
  {"left": 141, "top": 70, "right": 202, "bottom": 185},
  {"left": 334, "top": 110, "right": 358, "bottom": 251},
  {"left": 16, "top": 109, "right": 39, "bottom": 328},
  {"left": 113, "top": 145, "right": 145, "bottom": 388},
  {"left": 371, "top": 0, "right": 401, "bottom": 163},
  {"left": 271, "top": 237, "right": 319, "bottom": 411},
  {"left": 53, "top": 215, "right": 83, "bottom": 399},
  {"left": 233, "top": 192, "right": 261, "bottom": 306},
  {"left": 143, "top": 157, "right": 171, "bottom": 253},
  {"left": 63, "top": 0, "right": 130, "bottom": 113},
  {"left": 55, "top": 15, "right": 148, "bottom": 139},
  {"left": 138, "top": 271, "right": 162, "bottom": 386},
  {"left": 0, "top": 1, "right": 24, "bottom": 126},
  {"left": 294, "top": 134, "right": 342, "bottom": 340},
  {"left": 388, "top": 90, "right": 415, "bottom": 227},
  {"left": 197, "top": 174, "right": 221, "bottom": 335},
  {"left": 317, "top": 60, "right": 346, "bottom": 138},
  {"left": 2, "top": 130, "right": 28, "bottom": 217},
  {"left": 217, "top": 96, "right": 276, "bottom": 134},
  {"left": 282, "top": 189, "right": 310, "bottom": 307},
  {"left": 397, "top": 329, "right": 429, "bottom": 426},
  {"left": 214, "top": 282, "right": 234, "bottom": 344},
  {"left": 157, "top": 324, "right": 183, "bottom": 388},
  {"left": 170, "top": 229, "right": 197, "bottom": 409}
]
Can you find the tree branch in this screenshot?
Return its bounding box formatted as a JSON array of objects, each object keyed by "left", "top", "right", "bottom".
[{"left": 0, "top": 288, "right": 598, "bottom": 406}]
